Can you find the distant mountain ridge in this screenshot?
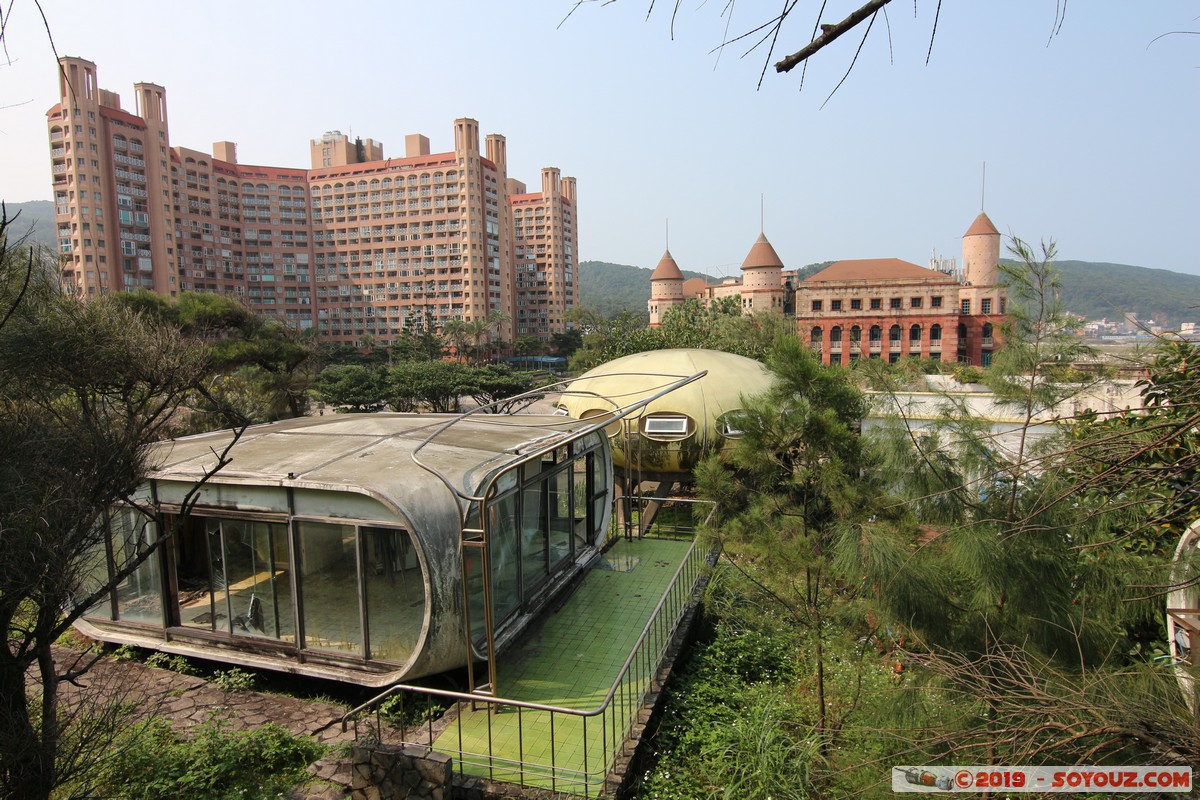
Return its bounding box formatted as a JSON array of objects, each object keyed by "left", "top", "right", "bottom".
[
  {"left": 581, "top": 258, "right": 1200, "bottom": 328},
  {"left": 1, "top": 200, "right": 54, "bottom": 248},
  {"left": 1041, "top": 260, "right": 1199, "bottom": 327},
  {"left": 2, "top": 200, "right": 1194, "bottom": 327}
]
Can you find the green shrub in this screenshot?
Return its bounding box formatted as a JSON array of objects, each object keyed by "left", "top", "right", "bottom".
[
  {"left": 212, "top": 667, "right": 256, "bottom": 693},
  {"left": 94, "top": 716, "right": 325, "bottom": 800},
  {"left": 633, "top": 567, "right": 901, "bottom": 800},
  {"left": 952, "top": 365, "right": 985, "bottom": 384},
  {"left": 111, "top": 643, "right": 139, "bottom": 662},
  {"left": 378, "top": 692, "right": 447, "bottom": 727},
  {"left": 144, "top": 651, "right": 200, "bottom": 676}
]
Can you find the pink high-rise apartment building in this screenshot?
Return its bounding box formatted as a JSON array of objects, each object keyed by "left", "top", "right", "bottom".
[{"left": 46, "top": 57, "right": 578, "bottom": 345}]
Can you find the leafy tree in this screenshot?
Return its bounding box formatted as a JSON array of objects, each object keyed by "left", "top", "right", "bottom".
[
  {"left": 111, "top": 290, "right": 320, "bottom": 423},
  {"left": 476, "top": 311, "right": 510, "bottom": 364},
  {"left": 986, "top": 237, "right": 1095, "bottom": 518},
  {"left": 676, "top": 237, "right": 1186, "bottom": 788},
  {"left": 513, "top": 334, "right": 547, "bottom": 357},
  {"left": 387, "top": 360, "right": 476, "bottom": 413},
  {"left": 569, "top": 311, "right": 661, "bottom": 371},
  {"left": 858, "top": 238, "right": 1170, "bottom": 768},
  {"left": 441, "top": 319, "right": 472, "bottom": 363},
  {"left": 695, "top": 335, "right": 885, "bottom": 747},
  {"left": 388, "top": 313, "right": 444, "bottom": 363},
  {"left": 1067, "top": 336, "right": 1200, "bottom": 554},
  {"left": 0, "top": 210, "right": 240, "bottom": 799},
  {"left": 467, "top": 365, "right": 540, "bottom": 414},
  {"left": 321, "top": 341, "right": 389, "bottom": 368},
  {"left": 569, "top": 300, "right": 795, "bottom": 371},
  {"left": 312, "top": 364, "right": 387, "bottom": 412},
  {"left": 549, "top": 328, "right": 583, "bottom": 358}
]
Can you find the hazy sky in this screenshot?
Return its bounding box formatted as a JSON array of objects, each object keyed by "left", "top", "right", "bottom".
[{"left": 1, "top": 1, "right": 1197, "bottom": 276}]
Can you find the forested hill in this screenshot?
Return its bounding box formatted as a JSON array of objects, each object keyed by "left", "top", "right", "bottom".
[
  {"left": 576, "top": 260, "right": 707, "bottom": 319},
  {"left": 1, "top": 200, "right": 54, "bottom": 247},
  {"left": 582, "top": 258, "right": 1200, "bottom": 327},
  {"left": 5, "top": 197, "right": 1194, "bottom": 327},
  {"left": 579, "top": 260, "right": 834, "bottom": 319},
  {"left": 1046, "top": 260, "right": 1200, "bottom": 326}
]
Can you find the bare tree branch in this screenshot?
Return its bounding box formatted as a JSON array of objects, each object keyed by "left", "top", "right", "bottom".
[
  {"left": 775, "top": 0, "right": 893, "bottom": 73},
  {"left": 821, "top": 9, "right": 879, "bottom": 108}
]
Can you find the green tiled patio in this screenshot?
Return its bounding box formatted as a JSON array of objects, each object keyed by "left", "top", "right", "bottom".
[{"left": 433, "top": 536, "right": 696, "bottom": 795}]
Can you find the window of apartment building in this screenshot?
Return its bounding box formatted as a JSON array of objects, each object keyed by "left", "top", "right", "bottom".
[
  {"left": 961, "top": 299, "right": 971, "bottom": 314},
  {"left": 811, "top": 299, "right": 823, "bottom": 312},
  {"left": 981, "top": 298, "right": 992, "bottom": 314},
  {"left": 889, "top": 298, "right": 902, "bottom": 310},
  {"left": 999, "top": 298, "right": 1006, "bottom": 314},
  {"left": 911, "top": 297, "right": 922, "bottom": 308},
  {"left": 869, "top": 298, "right": 882, "bottom": 310},
  {"left": 850, "top": 298, "right": 862, "bottom": 310},
  {"left": 830, "top": 299, "right": 842, "bottom": 311},
  {"left": 931, "top": 296, "right": 942, "bottom": 308}
]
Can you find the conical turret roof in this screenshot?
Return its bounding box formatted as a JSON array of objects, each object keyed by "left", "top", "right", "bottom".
[
  {"left": 650, "top": 250, "right": 684, "bottom": 281},
  {"left": 740, "top": 233, "right": 784, "bottom": 271},
  {"left": 964, "top": 212, "right": 1000, "bottom": 238}
]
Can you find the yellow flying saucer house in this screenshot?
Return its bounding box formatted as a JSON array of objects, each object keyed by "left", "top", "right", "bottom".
[{"left": 558, "top": 349, "right": 775, "bottom": 478}]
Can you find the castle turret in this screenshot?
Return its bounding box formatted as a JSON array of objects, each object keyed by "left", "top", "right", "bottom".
[
  {"left": 648, "top": 250, "right": 685, "bottom": 327},
  {"left": 739, "top": 233, "right": 785, "bottom": 313},
  {"left": 962, "top": 212, "right": 1001, "bottom": 287},
  {"left": 958, "top": 211, "right": 1007, "bottom": 367}
]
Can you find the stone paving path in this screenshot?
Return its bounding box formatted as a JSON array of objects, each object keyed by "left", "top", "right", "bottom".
[{"left": 48, "top": 644, "right": 396, "bottom": 799}]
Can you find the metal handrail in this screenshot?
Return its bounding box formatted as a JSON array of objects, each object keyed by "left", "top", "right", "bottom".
[
  {"left": 339, "top": 498, "right": 716, "bottom": 796},
  {"left": 340, "top": 533, "right": 714, "bottom": 795},
  {"left": 342, "top": 522, "right": 713, "bottom": 728}
]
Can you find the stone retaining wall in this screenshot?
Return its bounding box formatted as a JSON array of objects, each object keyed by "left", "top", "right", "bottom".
[{"left": 350, "top": 745, "right": 452, "bottom": 800}]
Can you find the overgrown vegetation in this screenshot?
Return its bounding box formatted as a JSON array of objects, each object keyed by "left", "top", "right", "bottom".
[
  {"left": 311, "top": 360, "right": 542, "bottom": 414},
  {"left": 6, "top": 181, "right": 1199, "bottom": 798},
  {"left": 0, "top": 206, "right": 247, "bottom": 800},
  {"left": 88, "top": 717, "right": 324, "bottom": 800},
  {"left": 635, "top": 570, "right": 895, "bottom": 799},
  {"left": 633, "top": 237, "right": 1200, "bottom": 797},
  {"left": 569, "top": 298, "right": 794, "bottom": 371},
  {"left": 112, "top": 289, "right": 322, "bottom": 427}
]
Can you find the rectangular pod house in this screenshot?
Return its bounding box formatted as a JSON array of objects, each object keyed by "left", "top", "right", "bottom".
[{"left": 75, "top": 413, "right": 613, "bottom": 687}]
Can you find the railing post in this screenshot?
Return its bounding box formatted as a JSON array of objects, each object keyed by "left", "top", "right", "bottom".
[
  {"left": 582, "top": 714, "right": 589, "bottom": 797},
  {"left": 486, "top": 700, "right": 494, "bottom": 780},
  {"left": 550, "top": 710, "right": 557, "bottom": 793},
  {"left": 601, "top": 708, "right": 607, "bottom": 796},
  {"left": 457, "top": 701, "right": 464, "bottom": 766}
]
